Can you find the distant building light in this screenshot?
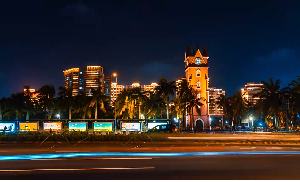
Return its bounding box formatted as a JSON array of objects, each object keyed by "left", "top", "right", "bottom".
[
  {"left": 79, "top": 87, "right": 83, "bottom": 89},
  {"left": 80, "top": 72, "right": 82, "bottom": 74}
]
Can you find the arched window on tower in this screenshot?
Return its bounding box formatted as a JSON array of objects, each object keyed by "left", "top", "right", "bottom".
[
  {"left": 197, "top": 93, "right": 201, "bottom": 99},
  {"left": 196, "top": 69, "right": 201, "bottom": 77},
  {"left": 197, "top": 81, "right": 201, "bottom": 89}
]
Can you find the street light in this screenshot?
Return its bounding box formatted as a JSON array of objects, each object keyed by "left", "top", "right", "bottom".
[
  {"left": 113, "top": 73, "right": 117, "bottom": 84},
  {"left": 113, "top": 73, "right": 117, "bottom": 134},
  {"left": 249, "top": 116, "right": 253, "bottom": 127},
  {"left": 56, "top": 114, "right": 60, "bottom": 120}
]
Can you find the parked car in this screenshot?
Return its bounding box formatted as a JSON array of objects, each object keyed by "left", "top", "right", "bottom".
[{"left": 148, "top": 124, "right": 178, "bottom": 133}]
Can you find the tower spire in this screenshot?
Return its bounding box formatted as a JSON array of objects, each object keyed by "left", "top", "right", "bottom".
[
  {"left": 186, "top": 45, "right": 191, "bottom": 56},
  {"left": 203, "top": 45, "right": 208, "bottom": 57},
  {"left": 197, "top": 43, "right": 200, "bottom": 51}
]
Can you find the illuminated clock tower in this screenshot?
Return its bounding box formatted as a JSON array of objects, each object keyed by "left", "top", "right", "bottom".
[{"left": 184, "top": 44, "right": 209, "bottom": 131}]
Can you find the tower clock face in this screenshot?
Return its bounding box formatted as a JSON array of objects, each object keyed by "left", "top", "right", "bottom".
[{"left": 195, "top": 58, "right": 202, "bottom": 65}]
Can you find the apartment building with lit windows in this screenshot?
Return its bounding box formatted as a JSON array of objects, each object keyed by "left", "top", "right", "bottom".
[
  {"left": 111, "top": 83, "right": 125, "bottom": 105},
  {"left": 104, "top": 75, "right": 112, "bottom": 97},
  {"left": 63, "top": 66, "right": 104, "bottom": 96},
  {"left": 175, "top": 77, "right": 186, "bottom": 96},
  {"left": 84, "top": 66, "right": 104, "bottom": 96},
  {"left": 63, "top": 68, "right": 82, "bottom": 96},
  {"left": 208, "top": 87, "right": 225, "bottom": 115},
  {"left": 23, "top": 88, "right": 40, "bottom": 107},
  {"left": 241, "top": 82, "right": 263, "bottom": 105}
]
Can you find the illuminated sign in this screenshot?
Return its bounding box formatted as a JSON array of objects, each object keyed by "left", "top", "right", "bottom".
[
  {"left": 44, "top": 122, "right": 62, "bottom": 131},
  {"left": 19, "top": 123, "right": 38, "bottom": 131},
  {"left": 147, "top": 123, "right": 168, "bottom": 130},
  {"left": 121, "top": 123, "right": 141, "bottom": 131},
  {"left": 68, "top": 122, "right": 87, "bottom": 131},
  {"left": 93, "top": 122, "right": 112, "bottom": 131},
  {"left": 0, "top": 123, "right": 15, "bottom": 132}
]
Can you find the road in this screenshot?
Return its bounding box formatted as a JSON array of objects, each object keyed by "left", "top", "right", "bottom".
[
  {"left": 0, "top": 154, "right": 299, "bottom": 180},
  {"left": 1, "top": 139, "right": 300, "bottom": 180}
]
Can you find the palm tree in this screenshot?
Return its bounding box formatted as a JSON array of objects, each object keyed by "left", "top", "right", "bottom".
[
  {"left": 256, "top": 79, "right": 283, "bottom": 128},
  {"left": 228, "top": 91, "right": 247, "bottom": 127},
  {"left": 116, "top": 88, "right": 146, "bottom": 119},
  {"left": 23, "top": 85, "right": 34, "bottom": 120},
  {"left": 73, "top": 91, "right": 91, "bottom": 119},
  {"left": 0, "top": 98, "right": 4, "bottom": 120},
  {"left": 57, "top": 86, "right": 74, "bottom": 119},
  {"left": 39, "top": 85, "right": 56, "bottom": 119},
  {"left": 89, "top": 89, "right": 109, "bottom": 119},
  {"left": 156, "top": 78, "right": 176, "bottom": 119},
  {"left": 288, "top": 76, "right": 300, "bottom": 129},
  {"left": 216, "top": 94, "right": 233, "bottom": 126},
  {"left": 4, "top": 92, "right": 26, "bottom": 120},
  {"left": 185, "top": 88, "right": 203, "bottom": 130},
  {"left": 142, "top": 92, "right": 165, "bottom": 119},
  {"left": 176, "top": 79, "right": 194, "bottom": 128}
]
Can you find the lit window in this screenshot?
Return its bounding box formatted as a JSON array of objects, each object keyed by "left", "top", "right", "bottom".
[
  {"left": 196, "top": 70, "right": 201, "bottom": 77},
  {"left": 197, "top": 81, "right": 201, "bottom": 88}
]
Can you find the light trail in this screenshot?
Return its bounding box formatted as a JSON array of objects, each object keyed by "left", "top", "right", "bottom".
[
  {"left": 168, "top": 136, "right": 300, "bottom": 141},
  {"left": 0, "top": 167, "right": 155, "bottom": 172},
  {"left": 2, "top": 151, "right": 300, "bottom": 161}
]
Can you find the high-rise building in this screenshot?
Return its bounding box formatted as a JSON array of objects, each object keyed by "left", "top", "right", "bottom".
[
  {"left": 143, "top": 83, "right": 158, "bottom": 97},
  {"left": 104, "top": 75, "right": 112, "bottom": 97},
  {"left": 23, "top": 88, "right": 40, "bottom": 107},
  {"left": 175, "top": 77, "right": 186, "bottom": 96},
  {"left": 208, "top": 87, "right": 225, "bottom": 115},
  {"left": 241, "top": 82, "right": 263, "bottom": 105},
  {"left": 84, "top": 66, "right": 104, "bottom": 96},
  {"left": 125, "top": 83, "right": 158, "bottom": 97},
  {"left": 63, "top": 66, "right": 104, "bottom": 96},
  {"left": 111, "top": 83, "right": 125, "bottom": 105},
  {"left": 63, "top": 68, "right": 81, "bottom": 96},
  {"left": 184, "top": 45, "right": 210, "bottom": 130},
  {"left": 241, "top": 82, "right": 263, "bottom": 126}
]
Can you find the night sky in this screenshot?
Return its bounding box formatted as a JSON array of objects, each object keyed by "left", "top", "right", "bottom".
[{"left": 1, "top": 0, "right": 300, "bottom": 98}]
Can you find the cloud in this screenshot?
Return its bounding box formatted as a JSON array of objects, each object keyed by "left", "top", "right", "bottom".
[
  {"left": 60, "top": 3, "right": 98, "bottom": 24},
  {"left": 251, "top": 48, "right": 300, "bottom": 87},
  {"left": 63, "top": 3, "right": 95, "bottom": 15}
]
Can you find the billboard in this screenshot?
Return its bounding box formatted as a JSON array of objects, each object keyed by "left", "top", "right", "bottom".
[
  {"left": 19, "top": 123, "right": 38, "bottom": 131},
  {"left": 68, "top": 122, "right": 87, "bottom": 131},
  {"left": 147, "top": 122, "right": 168, "bottom": 130},
  {"left": 0, "top": 123, "right": 15, "bottom": 132},
  {"left": 121, "top": 122, "right": 141, "bottom": 131},
  {"left": 44, "top": 122, "right": 62, "bottom": 131},
  {"left": 93, "top": 122, "right": 112, "bottom": 131}
]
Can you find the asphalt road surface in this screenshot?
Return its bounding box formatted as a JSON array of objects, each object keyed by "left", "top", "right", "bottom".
[{"left": 0, "top": 154, "right": 300, "bottom": 180}]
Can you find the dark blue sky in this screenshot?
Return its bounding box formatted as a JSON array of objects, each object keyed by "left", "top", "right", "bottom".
[{"left": 0, "top": 0, "right": 300, "bottom": 97}]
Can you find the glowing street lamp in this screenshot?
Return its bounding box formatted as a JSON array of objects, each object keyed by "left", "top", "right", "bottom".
[
  {"left": 249, "top": 116, "right": 253, "bottom": 127},
  {"left": 113, "top": 73, "right": 117, "bottom": 134},
  {"left": 56, "top": 114, "right": 60, "bottom": 120},
  {"left": 113, "top": 73, "right": 117, "bottom": 84}
]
